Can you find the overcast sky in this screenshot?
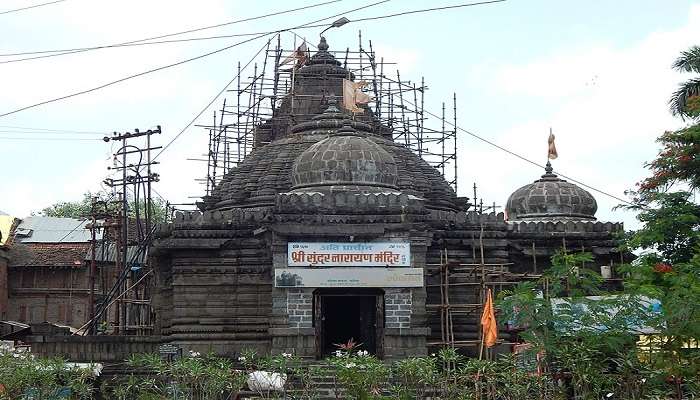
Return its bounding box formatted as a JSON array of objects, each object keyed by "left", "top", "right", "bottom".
[{"left": 0, "top": 0, "right": 698, "bottom": 230}]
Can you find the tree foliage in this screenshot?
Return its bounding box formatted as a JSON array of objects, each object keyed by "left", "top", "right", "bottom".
[
  {"left": 669, "top": 45, "right": 700, "bottom": 119},
  {"left": 614, "top": 44, "right": 700, "bottom": 398},
  {"left": 499, "top": 251, "right": 658, "bottom": 399},
  {"left": 36, "top": 191, "right": 167, "bottom": 223},
  {"left": 632, "top": 126, "right": 700, "bottom": 201}
]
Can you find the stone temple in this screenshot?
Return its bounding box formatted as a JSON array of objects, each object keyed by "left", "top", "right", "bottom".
[{"left": 148, "top": 37, "right": 624, "bottom": 360}]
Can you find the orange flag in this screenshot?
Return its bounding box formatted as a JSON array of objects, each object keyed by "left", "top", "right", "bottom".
[
  {"left": 280, "top": 42, "right": 308, "bottom": 68},
  {"left": 548, "top": 128, "right": 558, "bottom": 160},
  {"left": 342, "top": 79, "right": 371, "bottom": 113},
  {"left": 480, "top": 288, "right": 498, "bottom": 348}
]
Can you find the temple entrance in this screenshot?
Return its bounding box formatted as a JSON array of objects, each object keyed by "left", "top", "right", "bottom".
[{"left": 314, "top": 289, "right": 384, "bottom": 358}]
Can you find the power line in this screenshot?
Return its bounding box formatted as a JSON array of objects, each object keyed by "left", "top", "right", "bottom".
[
  {"left": 155, "top": 37, "right": 273, "bottom": 160},
  {"left": 0, "top": 31, "right": 272, "bottom": 65},
  {"left": 0, "top": 136, "right": 101, "bottom": 141},
  {"left": 0, "top": 0, "right": 66, "bottom": 15},
  {"left": 350, "top": 0, "right": 506, "bottom": 23},
  {"left": 0, "top": 0, "right": 343, "bottom": 64},
  {"left": 0, "top": 0, "right": 392, "bottom": 119},
  {"left": 153, "top": 0, "right": 405, "bottom": 160},
  {"left": 416, "top": 105, "right": 635, "bottom": 207},
  {"left": 54, "top": 219, "right": 88, "bottom": 244},
  {"left": 0, "top": 0, "right": 507, "bottom": 65},
  {"left": 0, "top": 130, "right": 105, "bottom": 135},
  {"left": 0, "top": 124, "right": 108, "bottom": 134},
  {"left": 0, "top": 35, "right": 269, "bottom": 118}
]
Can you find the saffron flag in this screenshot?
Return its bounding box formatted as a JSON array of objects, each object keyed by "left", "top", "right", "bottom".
[
  {"left": 342, "top": 79, "right": 372, "bottom": 113},
  {"left": 280, "top": 42, "right": 308, "bottom": 67},
  {"left": 480, "top": 288, "right": 498, "bottom": 348},
  {"left": 548, "top": 128, "right": 558, "bottom": 160}
]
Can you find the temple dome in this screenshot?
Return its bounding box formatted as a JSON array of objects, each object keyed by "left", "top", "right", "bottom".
[
  {"left": 506, "top": 162, "right": 597, "bottom": 221},
  {"left": 202, "top": 39, "right": 463, "bottom": 212},
  {"left": 291, "top": 122, "right": 398, "bottom": 191},
  {"left": 204, "top": 102, "right": 461, "bottom": 211}
]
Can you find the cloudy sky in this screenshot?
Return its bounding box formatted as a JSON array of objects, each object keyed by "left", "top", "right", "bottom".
[{"left": 0, "top": 0, "right": 697, "bottom": 230}]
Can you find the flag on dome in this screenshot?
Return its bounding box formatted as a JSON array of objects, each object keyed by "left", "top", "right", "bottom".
[
  {"left": 280, "top": 42, "right": 308, "bottom": 68},
  {"left": 342, "top": 79, "right": 372, "bottom": 113},
  {"left": 548, "top": 128, "right": 558, "bottom": 160}
]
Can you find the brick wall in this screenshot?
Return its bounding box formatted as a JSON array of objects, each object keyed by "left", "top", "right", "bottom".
[{"left": 385, "top": 288, "right": 412, "bottom": 329}]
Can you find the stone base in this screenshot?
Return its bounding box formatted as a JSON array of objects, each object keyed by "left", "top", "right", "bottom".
[
  {"left": 383, "top": 327, "right": 430, "bottom": 360},
  {"left": 270, "top": 327, "right": 316, "bottom": 357},
  {"left": 172, "top": 339, "right": 270, "bottom": 358}
]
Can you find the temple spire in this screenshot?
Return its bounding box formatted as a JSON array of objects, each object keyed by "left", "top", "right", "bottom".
[{"left": 545, "top": 160, "right": 553, "bottom": 175}]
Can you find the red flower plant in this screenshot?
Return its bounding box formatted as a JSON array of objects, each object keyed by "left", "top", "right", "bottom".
[
  {"left": 654, "top": 263, "right": 673, "bottom": 273},
  {"left": 334, "top": 338, "right": 361, "bottom": 352}
]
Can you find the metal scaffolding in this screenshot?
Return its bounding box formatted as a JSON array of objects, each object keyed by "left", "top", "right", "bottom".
[{"left": 196, "top": 31, "right": 459, "bottom": 196}]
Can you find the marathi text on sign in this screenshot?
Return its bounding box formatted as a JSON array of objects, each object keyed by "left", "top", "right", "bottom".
[{"left": 287, "top": 242, "right": 410, "bottom": 267}]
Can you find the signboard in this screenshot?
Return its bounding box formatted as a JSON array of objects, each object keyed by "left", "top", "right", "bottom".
[
  {"left": 287, "top": 242, "right": 410, "bottom": 267},
  {"left": 275, "top": 267, "right": 424, "bottom": 288},
  {"left": 158, "top": 343, "right": 182, "bottom": 361}
]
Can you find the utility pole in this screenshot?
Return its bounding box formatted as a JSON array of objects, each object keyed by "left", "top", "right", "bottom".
[
  {"left": 102, "top": 126, "right": 161, "bottom": 334},
  {"left": 88, "top": 197, "right": 97, "bottom": 331}
]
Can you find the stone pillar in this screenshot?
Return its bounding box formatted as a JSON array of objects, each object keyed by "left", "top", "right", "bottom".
[
  {"left": 382, "top": 234, "right": 430, "bottom": 359},
  {"left": 270, "top": 287, "right": 316, "bottom": 357},
  {"left": 270, "top": 233, "right": 318, "bottom": 357}
]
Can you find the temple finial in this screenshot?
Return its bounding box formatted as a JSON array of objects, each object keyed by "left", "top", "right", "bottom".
[{"left": 318, "top": 36, "right": 329, "bottom": 51}]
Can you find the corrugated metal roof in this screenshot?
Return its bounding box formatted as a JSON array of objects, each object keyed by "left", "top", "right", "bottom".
[
  {"left": 84, "top": 242, "right": 146, "bottom": 264},
  {"left": 14, "top": 216, "right": 102, "bottom": 243}
]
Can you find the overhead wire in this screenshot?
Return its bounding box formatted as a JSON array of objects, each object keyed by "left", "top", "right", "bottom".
[
  {"left": 0, "top": 0, "right": 506, "bottom": 65},
  {"left": 0, "top": 136, "right": 102, "bottom": 141},
  {"left": 154, "top": 36, "right": 273, "bottom": 160},
  {"left": 0, "top": 0, "right": 66, "bottom": 15},
  {"left": 0, "top": 125, "right": 108, "bottom": 134},
  {"left": 0, "top": 0, "right": 398, "bottom": 119},
  {"left": 395, "top": 94, "right": 636, "bottom": 207},
  {"left": 0, "top": 0, "right": 344, "bottom": 64},
  {"left": 154, "top": 0, "right": 426, "bottom": 160},
  {"left": 0, "top": 130, "right": 105, "bottom": 135}
]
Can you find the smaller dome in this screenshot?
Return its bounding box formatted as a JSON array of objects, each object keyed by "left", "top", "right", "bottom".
[
  {"left": 506, "top": 162, "right": 597, "bottom": 221},
  {"left": 291, "top": 122, "right": 398, "bottom": 191}
]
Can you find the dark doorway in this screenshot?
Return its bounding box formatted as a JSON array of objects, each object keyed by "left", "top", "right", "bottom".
[{"left": 315, "top": 289, "right": 383, "bottom": 357}]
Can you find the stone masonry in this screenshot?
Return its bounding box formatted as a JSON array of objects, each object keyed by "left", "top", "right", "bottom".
[
  {"left": 287, "top": 289, "right": 313, "bottom": 328},
  {"left": 385, "top": 289, "right": 412, "bottom": 329}
]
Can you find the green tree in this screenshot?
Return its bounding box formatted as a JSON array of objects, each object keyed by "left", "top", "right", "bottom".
[
  {"left": 669, "top": 45, "right": 700, "bottom": 119},
  {"left": 499, "top": 251, "right": 653, "bottom": 400},
  {"left": 616, "top": 45, "right": 700, "bottom": 398},
  {"left": 37, "top": 191, "right": 167, "bottom": 223}
]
